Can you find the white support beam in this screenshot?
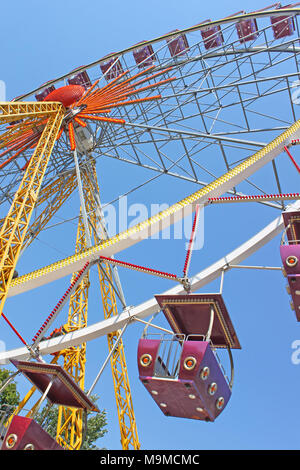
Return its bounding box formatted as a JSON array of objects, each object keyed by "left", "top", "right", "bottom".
[
  {"left": 7, "top": 120, "right": 300, "bottom": 300},
  {"left": 1, "top": 199, "right": 299, "bottom": 365}
]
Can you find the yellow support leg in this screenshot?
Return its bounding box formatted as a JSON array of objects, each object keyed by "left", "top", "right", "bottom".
[
  {"left": 84, "top": 164, "right": 140, "bottom": 450},
  {"left": 0, "top": 103, "right": 64, "bottom": 319},
  {"left": 55, "top": 209, "right": 90, "bottom": 450}
]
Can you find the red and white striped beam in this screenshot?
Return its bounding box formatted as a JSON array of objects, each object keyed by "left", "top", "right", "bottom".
[
  {"left": 99, "top": 255, "right": 180, "bottom": 283},
  {"left": 31, "top": 261, "right": 91, "bottom": 346},
  {"left": 284, "top": 146, "right": 300, "bottom": 174},
  {"left": 183, "top": 204, "right": 201, "bottom": 278},
  {"left": 207, "top": 193, "right": 300, "bottom": 204}
]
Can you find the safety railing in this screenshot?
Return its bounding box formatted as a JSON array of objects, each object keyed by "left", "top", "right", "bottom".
[
  {"left": 280, "top": 223, "right": 300, "bottom": 245},
  {"left": 0, "top": 405, "right": 15, "bottom": 441},
  {"left": 154, "top": 334, "right": 186, "bottom": 378},
  {"left": 143, "top": 332, "right": 230, "bottom": 383}
]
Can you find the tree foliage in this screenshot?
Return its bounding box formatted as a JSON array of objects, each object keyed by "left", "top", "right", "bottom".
[
  {"left": 80, "top": 404, "right": 107, "bottom": 450},
  {"left": 35, "top": 396, "right": 107, "bottom": 450},
  {"left": 0, "top": 369, "right": 20, "bottom": 408},
  {"left": 0, "top": 368, "right": 107, "bottom": 449}
]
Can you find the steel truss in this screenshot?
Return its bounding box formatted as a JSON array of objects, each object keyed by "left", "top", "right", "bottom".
[
  {"left": 55, "top": 160, "right": 140, "bottom": 449},
  {"left": 1, "top": 10, "right": 300, "bottom": 212},
  {"left": 1, "top": 7, "right": 300, "bottom": 451}
]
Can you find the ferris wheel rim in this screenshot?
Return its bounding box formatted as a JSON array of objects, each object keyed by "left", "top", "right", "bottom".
[
  {"left": 7, "top": 111, "right": 300, "bottom": 299},
  {"left": 12, "top": 7, "right": 300, "bottom": 101},
  {"left": 2, "top": 8, "right": 300, "bottom": 209},
  {"left": 1, "top": 198, "right": 299, "bottom": 365},
  {"left": 1, "top": 6, "right": 300, "bottom": 364},
  {"left": 2, "top": 8, "right": 300, "bottom": 452}
]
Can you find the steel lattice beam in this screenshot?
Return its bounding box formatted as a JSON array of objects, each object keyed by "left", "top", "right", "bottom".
[
  {"left": 86, "top": 163, "right": 140, "bottom": 450},
  {"left": 0, "top": 102, "right": 64, "bottom": 320},
  {"left": 55, "top": 207, "right": 90, "bottom": 450}
]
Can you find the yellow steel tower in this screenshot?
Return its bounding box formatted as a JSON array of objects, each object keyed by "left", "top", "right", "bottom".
[
  {"left": 0, "top": 69, "right": 168, "bottom": 448},
  {"left": 54, "top": 160, "right": 139, "bottom": 449},
  {"left": 0, "top": 102, "right": 65, "bottom": 320},
  {"left": 0, "top": 104, "right": 140, "bottom": 450},
  {"left": 55, "top": 206, "right": 90, "bottom": 450}
]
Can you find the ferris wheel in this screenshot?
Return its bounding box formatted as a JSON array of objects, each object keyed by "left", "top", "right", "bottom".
[{"left": 0, "top": 4, "right": 300, "bottom": 451}]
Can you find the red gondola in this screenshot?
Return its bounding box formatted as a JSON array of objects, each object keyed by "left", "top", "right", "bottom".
[
  {"left": 99, "top": 55, "right": 123, "bottom": 81},
  {"left": 166, "top": 30, "right": 189, "bottom": 57},
  {"left": 67, "top": 68, "right": 92, "bottom": 90},
  {"left": 1, "top": 360, "right": 98, "bottom": 450},
  {"left": 280, "top": 210, "right": 300, "bottom": 320},
  {"left": 133, "top": 42, "right": 156, "bottom": 67},
  {"left": 138, "top": 293, "right": 240, "bottom": 421},
  {"left": 35, "top": 84, "right": 55, "bottom": 102}
]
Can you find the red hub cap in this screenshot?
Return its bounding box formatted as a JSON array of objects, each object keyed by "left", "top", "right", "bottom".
[{"left": 43, "top": 85, "right": 85, "bottom": 107}]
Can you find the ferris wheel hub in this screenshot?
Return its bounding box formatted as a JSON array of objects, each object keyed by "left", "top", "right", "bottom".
[{"left": 43, "top": 84, "right": 85, "bottom": 108}]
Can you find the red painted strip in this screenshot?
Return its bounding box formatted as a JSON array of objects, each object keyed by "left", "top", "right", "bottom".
[
  {"left": 99, "top": 255, "right": 178, "bottom": 279},
  {"left": 183, "top": 204, "right": 200, "bottom": 276},
  {"left": 284, "top": 146, "right": 300, "bottom": 174},
  {"left": 1, "top": 313, "right": 27, "bottom": 346},
  {"left": 31, "top": 262, "right": 90, "bottom": 342}
]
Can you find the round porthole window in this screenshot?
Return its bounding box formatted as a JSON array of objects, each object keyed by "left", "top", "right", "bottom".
[
  {"left": 140, "top": 353, "right": 152, "bottom": 367},
  {"left": 216, "top": 397, "right": 225, "bottom": 410},
  {"left": 24, "top": 443, "right": 35, "bottom": 450},
  {"left": 286, "top": 255, "right": 298, "bottom": 267},
  {"left": 6, "top": 433, "right": 17, "bottom": 449},
  {"left": 208, "top": 382, "right": 218, "bottom": 396},
  {"left": 183, "top": 356, "right": 197, "bottom": 371},
  {"left": 200, "top": 366, "right": 210, "bottom": 380}
]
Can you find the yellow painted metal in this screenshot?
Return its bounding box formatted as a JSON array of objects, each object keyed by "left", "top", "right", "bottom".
[
  {"left": 0, "top": 102, "right": 64, "bottom": 123},
  {"left": 87, "top": 164, "right": 140, "bottom": 450},
  {"left": 55, "top": 164, "right": 139, "bottom": 450},
  {"left": 96, "top": 260, "right": 140, "bottom": 450},
  {"left": 0, "top": 173, "right": 76, "bottom": 230},
  {"left": 0, "top": 104, "right": 139, "bottom": 450},
  {"left": 22, "top": 172, "right": 77, "bottom": 248},
  {"left": 0, "top": 103, "right": 64, "bottom": 321},
  {"left": 3, "top": 175, "right": 88, "bottom": 449},
  {"left": 55, "top": 205, "right": 90, "bottom": 450}
]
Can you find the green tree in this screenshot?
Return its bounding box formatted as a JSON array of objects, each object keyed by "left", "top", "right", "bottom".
[
  {"left": 0, "top": 368, "right": 20, "bottom": 408},
  {"left": 80, "top": 403, "right": 108, "bottom": 450},
  {"left": 0, "top": 368, "right": 107, "bottom": 450},
  {"left": 35, "top": 395, "right": 107, "bottom": 450}
]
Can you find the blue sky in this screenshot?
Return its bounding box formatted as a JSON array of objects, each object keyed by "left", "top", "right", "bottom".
[{"left": 1, "top": 0, "right": 300, "bottom": 451}]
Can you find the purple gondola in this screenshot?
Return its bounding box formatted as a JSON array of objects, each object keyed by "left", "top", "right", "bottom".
[
  {"left": 198, "top": 20, "right": 224, "bottom": 50},
  {"left": 137, "top": 293, "right": 240, "bottom": 421},
  {"left": 1, "top": 360, "right": 98, "bottom": 450},
  {"left": 35, "top": 84, "right": 55, "bottom": 102},
  {"left": 280, "top": 210, "right": 300, "bottom": 320},
  {"left": 235, "top": 14, "right": 259, "bottom": 43},
  {"left": 67, "top": 68, "right": 91, "bottom": 90},
  {"left": 270, "top": 4, "right": 299, "bottom": 39},
  {"left": 133, "top": 42, "right": 156, "bottom": 67},
  {"left": 166, "top": 30, "right": 189, "bottom": 57},
  {"left": 1, "top": 416, "right": 63, "bottom": 451},
  {"left": 99, "top": 55, "right": 123, "bottom": 81}
]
